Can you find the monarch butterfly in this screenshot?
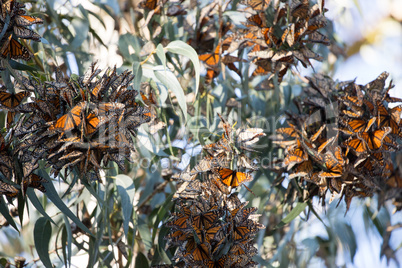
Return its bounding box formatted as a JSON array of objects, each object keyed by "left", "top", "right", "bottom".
[
  {"left": 357, "top": 127, "right": 392, "bottom": 151},
  {"left": 49, "top": 102, "right": 85, "bottom": 133},
  {"left": 140, "top": 90, "right": 157, "bottom": 106},
  {"left": 205, "top": 68, "right": 219, "bottom": 82},
  {"left": 289, "top": 160, "right": 313, "bottom": 179},
  {"left": 237, "top": 128, "right": 265, "bottom": 146},
  {"left": 97, "top": 102, "right": 125, "bottom": 116},
  {"left": 166, "top": 210, "right": 191, "bottom": 229},
  {"left": 204, "top": 256, "right": 228, "bottom": 268},
  {"left": 319, "top": 147, "right": 344, "bottom": 179},
  {"left": 233, "top": 224, "right": 257, "bottom": 240},
  {"left": 165, "top": 230, "right": 188, "bottom": 246},
  {"left": 13, "top": 26, "right": 41, "bottom": 41},
  {"left": 199, "top": 45, "right": 221, "bottom": 67},
  {"left": 0, "top": 181, "right": 19, "bottom": 198},
  {"left": 215, "top": 167, "right": 253, "bottom": 188},
  {"left": 23, "top": 173, "right": 47, "bottom": 193},
  {"left": 377, "top": 103, "right": 402, "bottom": 136},
  {"left": 192, "top": 209, "right": 221, "bottom": 229},
  {"left": 83, "top": 112, "right": 101, "bottom": 136},
  {"left": 347, "top": 117, "right": 376, "bottom": 133},
  {"left": 0, "top": 90, "right": 30, "bottom": 110},
  {"left": 243, "top": 0, "right": 271, "bottom": 11},
  {"left": 0, "top": 35, "right": 31, "bottom": 60},
  {"left": 185, "top": 241, "right": 211, "bottom": 261},
  {"left": 290, "top": 0, "right": 310, "bottom": 18},
  {"left": 283, "top": 140, "right": 308, "bottom": 170},
  {"left": 139, "top": 0, "right": 158, "bottom": 10},
  {"left": 246, "top": 13, "right": 266, "bottom": 28},
  {"left": 15, "top": 14, "right": 43, "bottom": 26}
]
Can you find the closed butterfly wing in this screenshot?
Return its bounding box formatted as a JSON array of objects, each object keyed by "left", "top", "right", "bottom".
[
  {"left": 0, "top": 181, "right": 19, "bottom": 198},
  {"left": 243, "top": 0, "right": 271, "bottom": 11},
  {"left": 15, "top": 14, "right": 43, "bottom": 26},
  {"left": 13, "top": 26, "right": 41, "bottom": 41}
]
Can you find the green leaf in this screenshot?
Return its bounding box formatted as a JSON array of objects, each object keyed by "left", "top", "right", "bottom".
[
  {"left": 26, "top": 188, "right": 56, "bottom": 225},
  {"left": 154, "top": 65, "right": 187, "bottom": 120},
  {"left": 115, "top": 174, "right": 135, "bottom": 237},
  {"left": 0, "top": 258, "right": 9, "bottom": 267},
  {"left": 275, "top": 202, "right": 307, "bottom": 229},
  {"left": 63, "top": 215, "right": 73, "bottom": 266},
  {"left": 138, "top": 217, "right": 152, "bottom": 252},
  {"left": 70, "top": 18, "right": 89, "bottom": 49},
  {"left": 135, "top": 252, "right": 149, "bottom": 268},
  {"left": 34, "top": 217, "right": 53, "bottom": 268},
  {"left": 39, "top": 170, "right": 93, "bottom": 236},
  {"left": 132, "top": 61, "right": 143, "bottom": 91},
  {"left": 0, "top": 196, "right": 18, "bottom": 231},
  {"left": 165, "top": 40, "right": 200, "bottom": 98},
  {"left": 156, "top": 43, "right": 166, "bottom": 67}
]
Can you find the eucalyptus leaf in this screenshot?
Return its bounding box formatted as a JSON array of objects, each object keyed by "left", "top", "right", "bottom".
[
  {"left": 115, "top": 174, "right": 135, "bottom": 237},
  {"left": 165, "top": 40, "right": 200, "bottom": 98},
  {"left": 275, "top": 202, "right": 307, "bottom": 229},
  {"left": 154, "top": 65, "right": 187, "bottom": 120},
  {"left": 34, "top": 217, "right": 53, "bottom": 268}
]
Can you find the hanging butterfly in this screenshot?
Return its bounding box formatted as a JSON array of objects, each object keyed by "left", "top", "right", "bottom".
[
  {"left": 242, "top": 0, "right": 271, "bottom": 11},
  {"left": 0, "top": 90, "right": 30, "bottom": 127},
  {"left": 192, "top": 207, "right": 222, "bottom": 229},
  {"left": 346, "top": 117, "right": 376, "bottom": 133},
  {"left": 23, "top": 173, "right": 47, "bottom": 193},
  {"left": 203, "top": 255, "right": 228, "bottom": 268},
  {"left": 0, "top": 35, "right": 31, "bottom": 60},
  {"left": 377, "top": 102, "right": 402, "bottom": 136},
  {"left": 0, "top": 181, "right": 19, "bottom": 199},
  {"left": 319, "top": 147, "right": 345, "bottom": 179},
  {"left": 357, "top": 127, "right": 392, "bottom": 151},
  {"left": 199, "top": 45, "right": 221, "bottom": 68}
]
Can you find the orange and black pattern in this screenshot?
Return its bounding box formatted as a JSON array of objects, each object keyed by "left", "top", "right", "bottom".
[
  {"left": 0, "top": 0, "right": 43, "bottom": 61},
  {"left": 158, "top": 115, "right": 265, "bottom": 267},
  {"left": 14, "top": 63, "right": 154, "bottom": 181},
  {"left": 272, "top": 72, "right": 402, "bottom": 211}
]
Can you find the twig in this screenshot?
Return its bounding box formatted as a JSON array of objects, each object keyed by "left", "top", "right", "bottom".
[{"left": 137, "top": 180, "right": 169, "bottom": 212}]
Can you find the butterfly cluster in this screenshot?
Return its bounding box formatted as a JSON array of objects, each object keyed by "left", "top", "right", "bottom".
[
  {"left": 0, "top": 131, "right": 47, "bottom": 202},
  {"left": 14, "top": 63, "right": 153, "bottom": 181},
  {"left": 272, "top": 72, "right": 402, "bottom": 211},
  {"left": 0, "top": 0, "right": 43, "bottom": 61},
  {"left": 164, "top": 185, "right": 263, "bottom": 267},
  {"left": 160, "top": 115, "right": 265, "bottom": 267},
  {"left": 229, "top": 0, "right": 328, "bottom": 86}
]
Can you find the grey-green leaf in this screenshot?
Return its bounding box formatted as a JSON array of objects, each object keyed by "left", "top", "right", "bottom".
[
  {"left": 115, "top": 174, "right": 135, "bottom": 237},
  {"left": 165, "top": 40, "right": 200, "bottom": 98},
  {"left": 40, "top": 171, "right": 93, "bottom": 236},
  {"left": 34, "top": 217, "right": 53, "bottom": 268},
  {"left": 154, "top": 65, "right": 187, "bottom": 120},
  {"left": 275, "top": 202, "right": 307, "bottom": 229}
]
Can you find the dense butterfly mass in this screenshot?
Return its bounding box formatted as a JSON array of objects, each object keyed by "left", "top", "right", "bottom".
[
  {"left": 232, "top": 0, "right": 328, "bottom": 87},
  {"left": 138, "top": 0, "right": 329, "bottom": 86},
  {"left": 13, "top": 63, "right": 154, "bottom": 182},
  {"left": 0, "top": 0, "right": 43, "bottom": 61},
  {"left": 272, "top": 72, "right": 402, "bottom": 212},
  {"left": 160, "top": 115, "right": 265, "bottom": 267}
]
